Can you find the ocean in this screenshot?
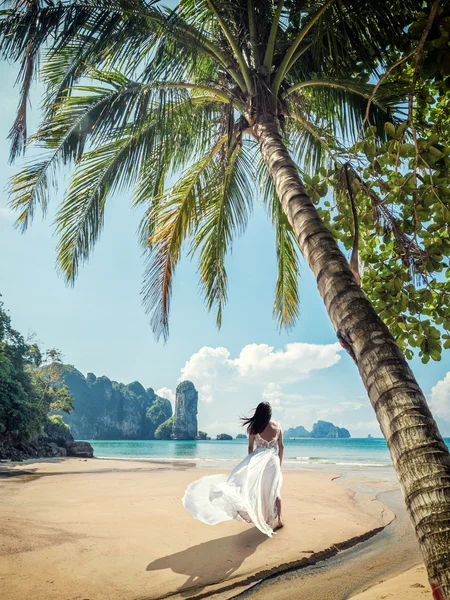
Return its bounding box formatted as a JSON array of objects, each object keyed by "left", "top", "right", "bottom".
[{"left": 87, "top": 437, "right": 450, "bottom": 470}]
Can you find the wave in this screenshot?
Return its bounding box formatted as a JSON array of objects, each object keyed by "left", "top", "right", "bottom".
[
  {"left": 95, "top": 455, "right": 239, "bottom": 462},
  {"left": 94, "top": 455, "right": 392, "bottom": 468},
  {"left": 293, "top": 456, "right": 390, "bottom": 467}
]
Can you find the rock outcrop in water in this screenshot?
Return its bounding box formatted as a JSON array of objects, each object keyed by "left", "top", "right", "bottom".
[
  {"left": 66, "top": 441, "right": 94, "bottom": 458},
  {"left": 285, "top": 421, "right": 351, "bottom": 439},
  {"left": 284, "top": 425, "right": 311, "bottom": 439},
  {"left": 50, "top": 364, "right": 173, "bottom": 440},
  {"left": 172, "top": 381, "right": 198, "bottom": 440},
  {"left": 311, "top": 420, "right": 350, "bottom": 438},
  {"left": 216, "top": 433, "right": 233, "bottom": 440},
  {"left": 0, "top": 415, "right": 94, "bottom": 461}
]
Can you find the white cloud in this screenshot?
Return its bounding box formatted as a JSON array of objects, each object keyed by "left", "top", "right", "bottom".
[
  {"left": 176, "top": 342, "right": 345, "bottom": 436},
  {"left": 180, "top": 342, "right": 343, "bottom": 404},
  {"left": 155, "top": 387, "right": 175, "bottom": 402},
  {"left": 180, "top": 346, "right": 234, "bottom": 393},
  {"left": 198, "top": 384, "right": 214, "bottom": 404},
  {"left": 429, "top": 372, "right": 450, "bottom": 419},
  {"left": 262, "top": 383, "right": 283, "bottom": 402},
  {"left": 231, "top": 342, "right": 342, "bottom": 382}
]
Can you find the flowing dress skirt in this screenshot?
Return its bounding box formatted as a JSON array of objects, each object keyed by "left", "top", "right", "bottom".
[{"left": 182, "top": 448, "right": 282, "bottom": 537}]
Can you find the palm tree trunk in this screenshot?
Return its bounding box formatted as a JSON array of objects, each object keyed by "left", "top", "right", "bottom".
[{"left": 254, "top": 116, "right": 450, "bottom": 598}]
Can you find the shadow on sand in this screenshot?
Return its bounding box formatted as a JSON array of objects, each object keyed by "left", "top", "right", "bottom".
[{"left": 146, "top": 527, "right": 267, "bottom": 596}]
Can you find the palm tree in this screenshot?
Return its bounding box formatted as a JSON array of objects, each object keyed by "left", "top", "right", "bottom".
[{"left": 1, "top": 0, "right": 449, "bottom": 594}]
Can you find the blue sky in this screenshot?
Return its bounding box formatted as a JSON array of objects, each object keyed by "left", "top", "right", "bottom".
[{"left": 1, "top": 60, "right": 449, "bottom": 437}]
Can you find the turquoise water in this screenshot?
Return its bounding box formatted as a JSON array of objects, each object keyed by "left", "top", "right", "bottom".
[
  {"left": 88, "top": 437, "right": 450, "bottom": 469},
  {"left": 85, "top": 437, "right": 450, "bottom": 469}
]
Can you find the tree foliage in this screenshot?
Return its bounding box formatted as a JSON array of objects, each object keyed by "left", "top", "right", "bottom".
[
  {"left": 309, "top": 2, "right": 450, "bottom": 362},
  {"left": 154, "top": 415, "right": 174, "bottom": 440},
  {"left": 146, "top": 396, "right": 172, "bottom": 437},
  {"left": 0, "top": 0, "right": 448, "bottom": 363},
  {"left": 0, "top": 298, "right": 73, "bottom": 443}
]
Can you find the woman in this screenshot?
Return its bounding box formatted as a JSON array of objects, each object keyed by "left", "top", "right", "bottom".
[{"left": 182, "top": 402, "right": 284, "bottom": 537}]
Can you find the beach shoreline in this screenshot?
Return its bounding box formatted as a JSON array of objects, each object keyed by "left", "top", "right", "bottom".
[{"left": 0, "top": 456, "right": 427, "bottom": 599}]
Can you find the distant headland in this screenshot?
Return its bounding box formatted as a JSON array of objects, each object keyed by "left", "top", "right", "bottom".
[
  {"left": 51, "top": 364, "right": 200, "bottom": 441},
  {"left": 19, "top": 363, "right": 351, "bottom": 447},
  {"left": 285, "top": 421, "right": 351, "bottom": 439}
]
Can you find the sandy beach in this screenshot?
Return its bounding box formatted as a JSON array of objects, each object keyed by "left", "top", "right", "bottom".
[
  {"left": 351, "top": 565, "right": 430, "bottom": 599},
  {"left": 0, "top": 457, "right": 427, "bottom": 600}
]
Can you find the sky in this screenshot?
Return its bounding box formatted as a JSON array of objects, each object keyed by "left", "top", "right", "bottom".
[{"left": 1, "top": 61, "right": 449, "bottom": 438}]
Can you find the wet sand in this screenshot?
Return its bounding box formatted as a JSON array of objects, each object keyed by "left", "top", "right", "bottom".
[
  {"left": 351, "top": 565, "right": 430, "bottom": 600},
  {"left": 0, "top": 458, "right": 393, "bottom": 600},
  {"left": 234, "top": 486, "right": 423, "bottom": 600}
]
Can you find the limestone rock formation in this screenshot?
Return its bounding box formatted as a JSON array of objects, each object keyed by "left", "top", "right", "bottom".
[
  {"left": 284, "top": 425, "right": 311, "bottom": 439},
  {"left": 285, "top": 421, "right": 351, "bottom": 439},
  {"left": 172, "top": 381, "right": 198, "bottom": 440},
  {"left": 236, "top": 434, "right": 247, "bottom": 439},
  {"left": 66, "top": 441, "right": 94, "bottom": 458},
  {"left": 52, "top": 365, "right": 173, "bottom": 440},
  {"left": 310, "top": 420, "right": 350, "bottom": 438},
  {"left": 216, "top": 433, "right": 233, "bottom": 440}
]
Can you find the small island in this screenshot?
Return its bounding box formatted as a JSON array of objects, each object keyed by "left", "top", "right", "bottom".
[
  {"left": 285, "top": 420, "right": 351, "bottom": 439},
  {"left": 216, "top": 433, "right": 233, "bottom": 440},
  {"left": 236, "top": 434, "right": 247, "bottom": 439}
]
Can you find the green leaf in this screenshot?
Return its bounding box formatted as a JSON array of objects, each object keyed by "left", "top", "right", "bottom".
[
  {"left": 384, "top": 122, "right": 396, "bottom": 138},
  {"left": 430, "top": 348, "right": 442, "bottom": 361}
]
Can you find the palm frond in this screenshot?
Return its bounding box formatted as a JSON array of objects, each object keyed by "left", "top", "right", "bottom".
[
  {"left": 1, "top": 0, "right": 238, "bottom": 156},
  {"left": 8, "top": 48, "right": 36, "bottom": 161},
  {"left": 283, "top": 0, "right": 417, "bottom": 82},
  {"left": 140, "top": 136, "right": 228, "bottom": 340},
  {"left": 8, "top": 79, "right": 147, "bottom": 229},
  {"left": 285, "top": 114, "right": 330, "bottom": 176},
  {"left": 190, "top": 143, "right": 255, "bottom": 327},
  {"left": 55, "top": 122, "right": 156, "bottom": 282},
  {"left": 290, "top": 81, "right": 407, "bottom": 144},
  {"left": 9, "top": 73, "right": 225, "bottom": 230}
]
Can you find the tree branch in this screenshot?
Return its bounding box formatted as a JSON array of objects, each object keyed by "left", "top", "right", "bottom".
[
  {"left": 263, "top": 0, "right": 284, "bottom": 73},
  {"left": 271, "top": 0, "right": 334, "bottom": 95},
  {"left": 205, "top": 0, "right": 254, "bottom": 94},
  {"left": 247, "top": 0, "right": 260, "bottom": 68}
]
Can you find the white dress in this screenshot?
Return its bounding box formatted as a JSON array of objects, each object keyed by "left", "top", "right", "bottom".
[{"left": 182, "top": 425, "right": 283, "bottom": 537}]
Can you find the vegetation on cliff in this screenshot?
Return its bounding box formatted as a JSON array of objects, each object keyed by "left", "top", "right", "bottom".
[
  {"left": 154, "top": 415, "right": 174, "bottom": 440},
  {"left": 52, "top": 365, "right": 173, "bottom": 440},
  {"left": 0, "top": 299, "right": 74, "bottom": 448}
]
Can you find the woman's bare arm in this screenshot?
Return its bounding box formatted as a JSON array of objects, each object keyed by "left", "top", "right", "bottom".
[
  {"left": 248, "top": 434, "right": 254, "bottom": 454},
  {"left": 278, "top": 430, "right": 284, "bottom": 467}
]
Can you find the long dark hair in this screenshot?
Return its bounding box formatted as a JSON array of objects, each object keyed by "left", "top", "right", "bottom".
[{"left": 241, "top": 402, "right": 272, "bottom": 435}]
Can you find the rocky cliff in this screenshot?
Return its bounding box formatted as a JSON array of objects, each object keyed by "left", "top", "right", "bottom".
[
  {"left": 172, "top": 381, "right": 198, "bottom": 440},
  {"left": 284, "top": 425, "right": 311, "bottom": 438},
  {"left": 52, "top": 365, "right": 172, "bottom": 440},
  {"left": 285, "top": 421, "right": 351, "bottom": 439},
  {"left": 0, "top": 415, "right": 94, "bottom": 461},
  {"left": 311, "top": 420, "right": 350, "bottom": 438}
]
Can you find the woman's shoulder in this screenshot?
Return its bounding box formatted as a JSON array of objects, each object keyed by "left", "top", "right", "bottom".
[{"left": 270, "top": 420, "right": 282, "bottom": 431}]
